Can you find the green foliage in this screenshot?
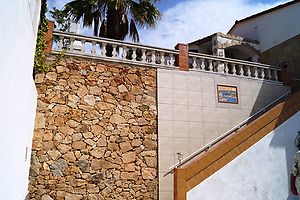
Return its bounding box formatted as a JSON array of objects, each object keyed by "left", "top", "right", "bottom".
[
  {"left": 34, "top": 0, "right": 48, "bottom": 73},
  {"left": 62, "top": 0, "right": 162, "bottom": 42},
  {"left": 34, "top": 0, "right": 65, "bottom": 74},
  {"left": 50, "top": 7, "right": 72, "bottom": 32}
]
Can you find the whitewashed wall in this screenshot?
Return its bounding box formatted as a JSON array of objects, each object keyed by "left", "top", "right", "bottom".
[
  {"left": 229, "top": 2, "right": 300, "bottom": 52},
  {"left": 187, "top": 111, "right": 300, "bottom": 200},
  {"left": 0, "top": 0, "right": 40, "bottom": 199},
  {"left": 157, "top": 68, "right": 290, "bottom": 200}
]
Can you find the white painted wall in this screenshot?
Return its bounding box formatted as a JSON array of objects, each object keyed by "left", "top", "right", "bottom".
[
  {"left": 158, "top": 68, "right": 290, "bottom": 200},
  {"left": 229, "top": 2, "right": 300, "bottom": 52},
  {"left": 187, "top": 111, "right": 300, "bottom": 200},
  {"left": 0, "top": 0, "right": 40, "bottom": 199}
]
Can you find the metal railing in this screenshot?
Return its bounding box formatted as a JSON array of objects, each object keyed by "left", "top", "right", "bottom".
[{"left": 164, "top": 90, "right": 291, "bottom": 177}]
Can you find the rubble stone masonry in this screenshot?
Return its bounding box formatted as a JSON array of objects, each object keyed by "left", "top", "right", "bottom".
[{"left": 29, "top": 56, "right": 158, "bottom": 200}]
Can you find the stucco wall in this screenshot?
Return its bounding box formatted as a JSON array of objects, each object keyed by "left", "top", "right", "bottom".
[
  {"left": 157, "top": 69, "right": 290, "bottom": 199},
  {"left": 29, "top": 56, "right": 158, "bottom": 200},
  {"left": 260, "top": 34, "right": 300, "bottom": 78},
  {"left": 187, "top": 111, "right": 300, "bottom": 200},
  {"left": 229, "top": 2, "right": 300, "bottom": 52},
  {"left": 0, "top": 0, "right": 40, "bottom": 199}
]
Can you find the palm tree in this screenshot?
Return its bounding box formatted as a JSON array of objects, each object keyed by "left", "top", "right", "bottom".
[{"left": 63, "top": 0, "right": 161, "bottom": 42}]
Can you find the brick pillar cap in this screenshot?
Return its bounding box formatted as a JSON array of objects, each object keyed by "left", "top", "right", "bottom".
[{"left": 174, "top": 43, "right": 188, "bottom": 50}]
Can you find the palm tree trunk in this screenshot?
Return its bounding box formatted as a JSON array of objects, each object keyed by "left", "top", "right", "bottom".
[{"left": 106, "top": 7, "right": 127, "bottom": 40}]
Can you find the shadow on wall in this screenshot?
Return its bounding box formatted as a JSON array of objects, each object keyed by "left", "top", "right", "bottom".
[
  {"left": 249, "top": 80, "right": 289, "bottom": 116},
  {"left": 269, "top": 105, "right": 300, "bottom": 200},
  {"left": 250, "top": 81, "right": 296, "bottom": 199},
  {"left": 270, "top": 120, "right": 299, "bottom": 199}
]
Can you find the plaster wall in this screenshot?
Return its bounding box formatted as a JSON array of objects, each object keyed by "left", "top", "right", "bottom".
[
  {"left": 187, "top": 111, "right": 300, "bottom": 200},
  {"left": 260, "top": 34, "right": 300, "bottom": 77},
  {"left": 0, "top": 0, "right": 40, "bottom": 199},
  {"left": 157, "top": 69, "right": 290, "bottom": 199},
  {"left": 229, "top": 2, "right": 300, "bottom": 52}
]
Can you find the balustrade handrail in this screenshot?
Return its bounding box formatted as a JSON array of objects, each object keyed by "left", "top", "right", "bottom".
[
  {"left": 189, "top": 52, "right": 280, "bottom": 71},
  {"left": 53, "top": 31, "right": 179, "bottom": 55},
  {"left": 51, "top": 31, "right": 281, "bottom": 82},
  {"left": 163, "top": 90, "right": 291, "bottom": 177}
]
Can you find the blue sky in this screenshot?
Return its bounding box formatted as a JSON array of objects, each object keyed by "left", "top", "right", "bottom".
[
  {"left": 153, "top": 0, "right": 284, "bottom": 11},
  {"left": 48, "top": 0, "right": 290, "bottom": 48}
]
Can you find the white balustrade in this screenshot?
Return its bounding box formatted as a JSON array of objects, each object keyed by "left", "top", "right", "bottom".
[
  {"left": 169, "top": 54, "right": 175, "bottom": 66},
  {"left": 232, "top": 64, "right": 237, "bottom": 75},
  {"left": 188, "top": 52, "right": 281, "bottom": 82},
  {"left": 52, "top": 31, "right": 179, "bottom": 69},
  {"left": 160, "top": 52, "right": 165, "bottom": 65},
  {"left": 224, "top": 62, "right": 229, "bottom": 74},
  {"left": 246, "top": 66, "right": 251, "bottom": 77},
  {"left": 208, "top": 60, "right": 213, "bottom": 72},
  {"left": 101, "top": 43, "right": 106, "bottom": 57},
  {"left": 192, "top": 57, "right": 197, "bottom": 69},
  {"left": 122, "top": 46, "right": 127, "bottom": 60},
  {"left": 91, "top": 42, "right": 96, "bottom": 55},
  {"left": 52, "top": 31, "right": 281, "bottom": 82},
  {"left": 141, "top": 49, "right": 147, "bottom": 63}
]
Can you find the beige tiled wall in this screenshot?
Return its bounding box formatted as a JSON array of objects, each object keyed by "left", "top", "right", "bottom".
[{"left": 157, "top": 69, "right": 290, "bottom": 200}]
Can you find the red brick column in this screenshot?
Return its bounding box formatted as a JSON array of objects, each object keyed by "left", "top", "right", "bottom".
[
  {"left": 44, "top": 21, "right": 55, "bottom": 53},
  {"left": 175, "top": 43, "right": 189, "bottom": 71}
]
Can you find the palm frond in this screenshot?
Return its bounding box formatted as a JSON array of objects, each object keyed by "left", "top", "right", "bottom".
[
  {"left": 130, "top": 0, "right": 162, "bottom": 28},
  {"left": 129, "top": 19, "right": 139, "bottom": 42}
]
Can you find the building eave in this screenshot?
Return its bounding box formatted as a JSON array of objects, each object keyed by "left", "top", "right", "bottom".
[{"left": 228, "top": 0, "right": 300, "bottom": 34}]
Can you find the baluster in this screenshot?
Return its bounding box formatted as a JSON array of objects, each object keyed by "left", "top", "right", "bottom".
[
  {"left": 91, "top": 42, "right": 96, "bottom": 55},
  {"left": 218, "top": 61, "right": 226, "bottom": 73},
  {"left": 80, "top": 40, "right": 86, "bottom": 53},
  {"left": 261, "top": 68, "right": 265, "bottom": 79},
  {"left": 151, "top": 51, "right": 156, "bottom": 64},
  {"left": 58, "top": 36, "right": 63, "bottom": 50},
  {"left": 246, "top": 66, "right": 251, "bottom": 77},
  {"left": 141, "top": 49, "right": 147, "bottom": 62},
  {"left": 254, "top": 67, "right": 258, "bottom": 78},
  {"left": 112, "top": 45, "right": 117, "bottom": 58},
  {"left": 208, "top": 59, "right": 213, "bottom": 71},
  {"left": 239, "top": 65, "right": 244, "bottom": 76},
  {"left": 200, "top": 58, "right": 205, "bottom": 70},
  {"left": 192, "top": 57, "right": 197, "bottom": 69},
  {"left": 269, "top": 69, "right": 273, "bottom": 80},
  {"left": 132, "top": 48, "right": 137, "bottom": 61},
  {"left": 232, "top": 63, "right": 236, "bottom": 75},
  {"left": 69, "top": 37, "right": 75, "bottom": 52},
  {"left": 169, "top": 54, "right": 175, "bottom": 66},
  {"left": 101, "top": 43, "right": 107, "bottom": 57},
  {"left": 224, "top": 62, "right": 229, "bottom": 74},
  {"left": 273, "top": 70, "right": 278, "bottom": 81},
  {"left": 266, "top": 69, "right": 271, "bottom": 80},
  {"left": 216, "top": 61, "right": 221, "bottom": 72},
  {"left": 160, "top": 52, "right": 165, "bottom": 65},
  {"left": 122, "top": 46, "right": 127, "bottom": 60}
]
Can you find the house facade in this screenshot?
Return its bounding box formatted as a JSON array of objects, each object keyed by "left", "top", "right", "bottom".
[
  {"left": 229, "top": 0, "right": 300, "bottom": 78},
  {"left": 189, "top": 0, "right": 300, "bottom": 78}
]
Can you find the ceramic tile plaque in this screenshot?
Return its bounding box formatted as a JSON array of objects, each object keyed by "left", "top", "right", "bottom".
[{"left": 217, "top": 85, "right": 238, "bottom": 104}]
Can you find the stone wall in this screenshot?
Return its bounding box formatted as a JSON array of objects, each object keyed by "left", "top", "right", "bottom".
[{"left": 29, "top": 56, "right": 158, "bottom": 200}]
